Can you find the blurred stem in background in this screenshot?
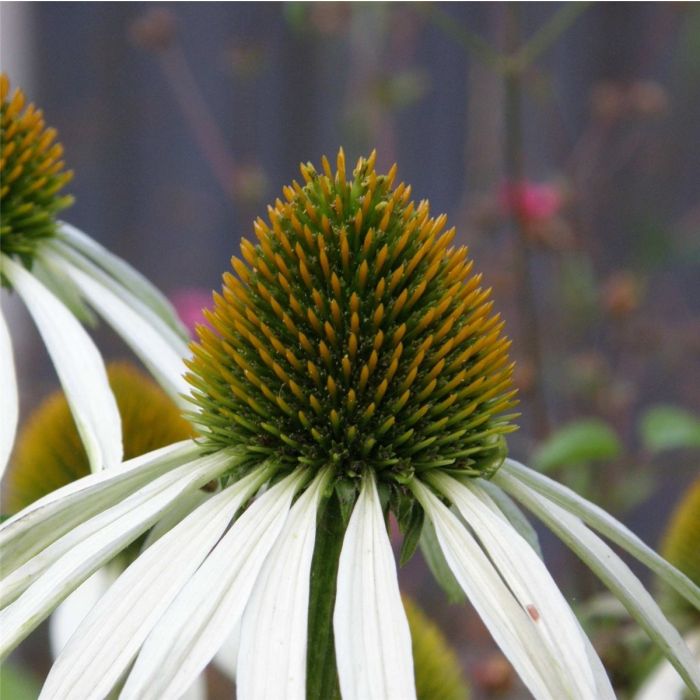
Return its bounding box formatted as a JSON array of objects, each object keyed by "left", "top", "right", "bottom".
[
  {"left": 130, "top": 8, "right": 266, "bottom": 216},
  {"left": 130, "top": 9, "right": 237, "bottom": 199},
  {"left": 133, "top": 2, "right": 594, "bottom": 444},
  {"left": 422, "top": 1, "right": 591, "bottom": 440},
  {"left": 503, "top": 3, "right": 549, "bottom": 440}
]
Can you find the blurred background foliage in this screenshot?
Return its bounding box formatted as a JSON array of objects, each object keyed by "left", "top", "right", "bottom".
[{"left": 1, "top": 2, "right": 699, "bottom": 698}]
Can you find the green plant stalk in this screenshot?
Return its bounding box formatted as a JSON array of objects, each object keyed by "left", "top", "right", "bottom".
[
  {"left": 417, "top": 3, "right": 504, "bottom": 72},
  {"left": 504, "top": 4, "right": 549, "bottom": 440},
  {"left": 306, "top": 492, "right": 344, "bottom": 700},
  {"left": 514, "top": 2, "right": 592, "bottom": 69}
]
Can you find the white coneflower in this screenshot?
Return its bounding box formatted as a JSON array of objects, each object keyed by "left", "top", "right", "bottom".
[
  {"left": 0, "top": 74, "right": 190, "bottom": 478},
  {"left": 1, "top": 151, "right": 699, "bottom": 700}
]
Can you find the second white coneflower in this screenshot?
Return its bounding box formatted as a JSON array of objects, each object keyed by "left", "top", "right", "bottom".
[
  {"left": 1, "top": 151, "right": 698, "bottom": 700},
  {"left": 0, "top": 74, "right": 190, "bottom": 478}
]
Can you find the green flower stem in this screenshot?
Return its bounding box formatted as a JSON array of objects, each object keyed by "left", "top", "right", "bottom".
[{"left": 306, "top": 490, "right": 345, "bottom": 700}]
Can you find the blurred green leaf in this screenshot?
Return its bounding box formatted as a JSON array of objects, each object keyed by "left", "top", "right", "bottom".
[
  {"left": 640, "top": 405, "right": 700, "bottom": 454},
  {"left": 534, "top": 419, "right": 622, "bottom": 471},
  {"left": 0, "top": 662, "right": 41, "bottom": 700}
]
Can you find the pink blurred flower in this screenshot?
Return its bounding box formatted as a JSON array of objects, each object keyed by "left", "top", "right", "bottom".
[
  {"left": 170, "top": 288, "right": 213, "bottom": 337},
  {"left": 500, "top": 181, "right": 563, "bottom": 223}
]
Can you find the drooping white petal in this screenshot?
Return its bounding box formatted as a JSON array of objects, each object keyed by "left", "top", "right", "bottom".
[
  {"left": 40, "top": 464, "right": 270, "bottom": 700},
  {"left": 479, "top": 479, "right": 543, "bottom": 559},
  {"left": 0, "top": 441, "right": 199, "bottom": 576},
  {"left": 141, "top": 487, "right": 211, "bottom": 550},
  {"left": 0, "top": 305, "right": 18, "bottom": 478},
  {"left": 49, "top": 567, "right": 114, "bottom": 657},
  {"left": 46, "top": 240, "right": 188, "bottom": 362},
  {"left": 580, "top": 622, "right": 618, "bottom": 700},
  {"left": 431, "top": 472, "right": 602, "bottom": 699},
  {"left": 635, "top": 630, "right": 700, "bottom": 700},
  {"left": 1, "top": 449, "right": 226, "bottom": 606},
  {"left": 31, "top": 257, "right": 96, "bottom": 326},
  {"left": 334, "top": 473, "right": 416, "bottom": 700},
  {"left": 496, "top": 470, "right": 700, "bottom": 696},
  {"left": 502, "top": 459, "right": 700, "bottom": 610},
  {"left": 237, "top": 469, "right": 330, "bottom": 700},
  {"left": 57, "top": 222, "right": 188, "bottom": 339},
  {"left": 1, "top": 255, "right": 122, "bottom": 473},
  {"left": 411, "top": 479, "right": 561, "bottom": 700},
  {"left": 181, "top": 675, "right": 207, "bottom": 700},
  {"left": 1, "top": 450, "right": 232, "bottom": 657},
  {"left": 46, "top": 252, "right": 190, "bottom": 406},
  {"left": 213, "top": 625, "right": 241, "bottom": 681},
  {"left": 121, "top": 469, "right": 308, "bottom": 700}
]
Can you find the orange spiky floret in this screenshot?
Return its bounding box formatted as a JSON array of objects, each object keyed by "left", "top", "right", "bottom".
[
  {"left": 187, "top": 150, "right": 518, "bottom": 481},
  {"left": 1, "top": 73, "right": 74, "bottom": 269}
]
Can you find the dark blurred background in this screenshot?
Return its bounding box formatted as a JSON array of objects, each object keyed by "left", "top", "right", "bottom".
[{"left": 2, "top": 3, "right": 699, "bottom": 697}]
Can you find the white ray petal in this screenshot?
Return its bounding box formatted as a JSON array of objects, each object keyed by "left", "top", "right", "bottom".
[
  {"left": 0, "top": 441, "right": 198, "bottom": 576},
  {"left": 46, "top": 241, "right": 189, "bottom": 361},
  {"left": 635, "top": 631, "right": 700, "bottom": 700},
  {"left": 334, "top": 473, "right": 416, "bottom": 700},
  {"left": 496, "top": 471, "right": 700, "bottom": 696},
  {"left": 411, "top": 479, "right": 561, "bottom": 700},
  {"left": 49, "top": 567, "right": 114, "bottom": 657},
  {"left": 48, "top": 252, "right": 190, "bottom": 406},
  {"left": 141, "top": 487, "right": 211, "bottom": 550},
  {"left": 121, "top": 469, "right": 308, "bottom": 700},
  {"left": 580, "top": 622, "right": 617, "bottom": 700},
  {"left": 238, "top": 469, "right": 330, "bottom": 700},
  {"left": 1, "top": 449, "right": 227, "bottom": 606},
  {"left": 0, "top": 305, "right": 18, "bottom": 478},
  {"left": 502, "top": 459, "right": 700, "bottom": 610},
  {"left": 181, "top": 675, "right": 207, "bottom": 700},
  {"left": 2, "top": 255, "right": 122, "bottom": 473},
  {"left": 41, "top": 464, "right": 270, "bottom": 700},
  {"left": 213, "top": 625, "right": 241, "bottom": 680},
  {"left": 57, "top": 222, "right": 188, "bottom": 338},
  {"left": 431, "top": 472, "right": 601, "bottom": 699},
  {"left": 31, "top": 257, "right": 96, "bottom": 326},
  {"left": 1, "top": 450, "right": 232, "bottom": 657}
]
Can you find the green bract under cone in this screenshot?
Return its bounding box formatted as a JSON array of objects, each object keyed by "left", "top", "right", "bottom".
[
  {"left": 0, "top": 74, "right": 74, "bottom": 270},
  {"left": 188, "top": 150, "right": 517, "bottom": 482}
]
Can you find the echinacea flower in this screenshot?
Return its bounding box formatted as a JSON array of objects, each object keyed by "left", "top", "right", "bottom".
[
  {"left": 3, "top": 362, "right": 469, "bottom": 700},
  {"left": 1, "top": 151, "right": 699, "bottom": 700},
  {"left": 0, "top": 74, "right": 190, "bottom": 478}
]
